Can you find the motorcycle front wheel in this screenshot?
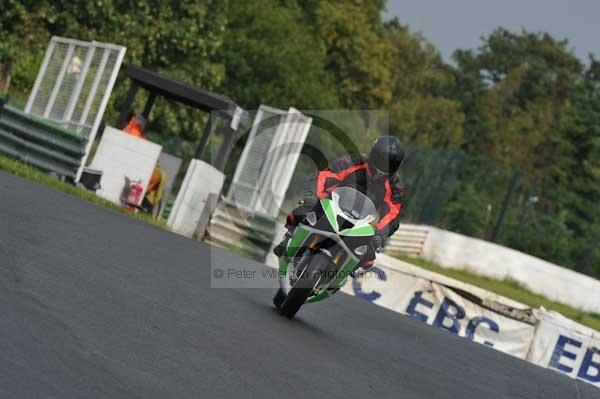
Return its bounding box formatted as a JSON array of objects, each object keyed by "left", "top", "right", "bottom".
[{"left": 279, "top": 253, "right": 329, "bottom": 319}]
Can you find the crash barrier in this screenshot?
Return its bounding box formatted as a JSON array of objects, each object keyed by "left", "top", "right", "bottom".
[
  {"left": 385, "top": 223, "right": 600, "bottom": 313},
  {"left": 206, "top": 200, "right": 278, "bottom": 261},
  {"left": 0, "top": 101, "right": 87, "bottom": 180},
  {"left": 162, "top": 199, "right": 174, "bottom": 219},
  {"left": 340, "top": 254, "right": 600, "bottom": 389}
]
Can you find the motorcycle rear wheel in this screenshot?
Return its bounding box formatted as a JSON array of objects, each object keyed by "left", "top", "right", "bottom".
[{"left": 279, "top": 253, "right": 328, "bottom": 319}]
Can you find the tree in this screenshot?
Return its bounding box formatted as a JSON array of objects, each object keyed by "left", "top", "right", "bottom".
[
  {"left": 1, "top": 0, "right": 229, "bottom": 159},
  {"left": 558, "top": 58, "right": 600, "bottom": 273},
  {"left": 0, "top": 1, "right": 52, "bottom": 93},
  {"left": 301, "top": 0, "right": 392, "bottom": 109},
  {"left": 453, "top": 28, "right": 583, "bottom": 179},
  {"left": 218, "top": 0, "right": 337, "bottom": 110},
  {"left": 384, "top": 19, "right": 464, "bottom": 148},
  {"left": 449, "top": 28, "right": 600, "bottom": 274}
]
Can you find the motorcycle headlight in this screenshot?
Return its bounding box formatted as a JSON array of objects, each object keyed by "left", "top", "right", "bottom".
[
  {"left": 354, "top": 245, "right": 368, "bottom": 256},
  {"left": 306, "top": 211, "right": 317, "bottom": 226}
]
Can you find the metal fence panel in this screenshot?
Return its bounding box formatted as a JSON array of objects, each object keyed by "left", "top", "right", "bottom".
[
  {"left": 228, "top": 106, "right": 285, "bottom": 210},
  {"left": 227, "top": 106, "right": 312, "bottom": 217},
  {"left": 25, "top": 36, "right": 126, "bottom": 180}
]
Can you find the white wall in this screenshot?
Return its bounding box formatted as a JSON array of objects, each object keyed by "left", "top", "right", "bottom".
[
  {"left": 376, "top": 253, "right": 530, "bottom": 310},
  {"left": 90, "top": 126, "right": 162, "bottom": 205},
  {"left": 406, "top": 224, "right": 600, "bottom": 313},
  {"left": 167, "top": 159, "right": 224, "bottom": 238}
]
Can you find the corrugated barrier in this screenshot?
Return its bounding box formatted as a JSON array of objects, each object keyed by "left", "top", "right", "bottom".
[{"left": 0, "top": 100, "right": 87, "bottom": 180}]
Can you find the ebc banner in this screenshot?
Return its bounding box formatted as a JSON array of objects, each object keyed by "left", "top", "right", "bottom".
[
  {"left": 343, "top": 264, "right": 535, "bottom": 359},
  {"left": 528, "top": 310, "right": 600, "bottom": 389}
]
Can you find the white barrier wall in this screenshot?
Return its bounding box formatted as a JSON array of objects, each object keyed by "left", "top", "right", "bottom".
[
  {"left": 167, "top": 159, "right": 225, "bottom": 238},
  {"left": 90, "top": 126, "right": 162, "bottom": 205},
  {"left": 374, "top": 254, "right": 530, "bottom": 310},
  {"left": 389, "top": 224, "right": 600, "bottom": 313}
]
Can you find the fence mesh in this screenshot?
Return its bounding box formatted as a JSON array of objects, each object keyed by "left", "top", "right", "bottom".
[{"left": 26, "top": 37, "right": 124, "bottom": 139}]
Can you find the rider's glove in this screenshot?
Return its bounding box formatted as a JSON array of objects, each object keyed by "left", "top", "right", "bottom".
[
  {"left": 302, "top": 191, "right": 318, "bottom": 209},
  {"left": 371, "top": 234, "right": 384, "bottom": 253}
]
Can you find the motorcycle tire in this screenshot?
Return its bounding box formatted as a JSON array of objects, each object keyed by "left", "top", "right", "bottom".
[{"left": 279, "top": 253, "right": 328, "bottom": 319}]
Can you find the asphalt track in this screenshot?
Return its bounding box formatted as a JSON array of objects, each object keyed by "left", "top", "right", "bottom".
[{"left": 1, "top": 170, "right": 599, "bottom": 399}]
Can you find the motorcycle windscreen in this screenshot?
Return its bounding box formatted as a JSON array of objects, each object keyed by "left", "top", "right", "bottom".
[{"left": 332, "top": 187, "right": 377, "bottom": 221}]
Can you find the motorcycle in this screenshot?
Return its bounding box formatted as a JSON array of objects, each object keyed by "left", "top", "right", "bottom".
[{"left": 273, "top": 186, "right": 378, "bottom": 319}]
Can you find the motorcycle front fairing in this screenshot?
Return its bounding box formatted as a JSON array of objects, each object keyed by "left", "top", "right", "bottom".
[{"left": 278, "top": 187, "right": 377, "bottom": 303}]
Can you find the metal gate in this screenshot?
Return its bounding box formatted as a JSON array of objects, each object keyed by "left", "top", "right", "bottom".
[{"left": 25, "top": 36, "right": 126, "bottom": 179}]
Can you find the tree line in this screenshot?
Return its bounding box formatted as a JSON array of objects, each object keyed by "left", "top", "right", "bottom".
[{"left": 1, "top": 0, "right": 599, "bottom": 276}]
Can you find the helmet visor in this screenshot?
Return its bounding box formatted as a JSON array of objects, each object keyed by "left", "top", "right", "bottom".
[{"left": 371, "top": 156, "right": 402, "bottom": 175}]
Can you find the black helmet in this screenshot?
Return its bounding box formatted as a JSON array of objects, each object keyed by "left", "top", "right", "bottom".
[{"left": 368, "top": 136, "right": 405, "bottom": 177}]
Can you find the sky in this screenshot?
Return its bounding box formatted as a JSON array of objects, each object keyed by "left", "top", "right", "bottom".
[{"left": 384, "top": 0, "right": 599, "bottom": 63}]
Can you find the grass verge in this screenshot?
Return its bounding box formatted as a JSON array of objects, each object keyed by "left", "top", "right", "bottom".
[
  {"left": 0, "top": 156, "right": 165, "bottom": 229},
  {"left": 391, "top": 253, "right": 600, "bottom": 333}
]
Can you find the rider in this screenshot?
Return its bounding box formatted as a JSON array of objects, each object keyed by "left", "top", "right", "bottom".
[{"left": 274, "top": 135, "right": 406, "bottom": 269}]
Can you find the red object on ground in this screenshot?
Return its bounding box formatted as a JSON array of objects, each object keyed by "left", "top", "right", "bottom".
[{"left": 123, "top": 181, "right": 144, "bottom": 212}]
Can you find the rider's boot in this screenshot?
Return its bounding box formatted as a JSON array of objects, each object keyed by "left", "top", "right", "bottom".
[{"left": 273, "top": 226, "right": 294, "bottom": 257}]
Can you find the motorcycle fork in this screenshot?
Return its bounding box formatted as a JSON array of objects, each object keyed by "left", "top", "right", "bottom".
[{"left": 306, "top": 235, "right": 344, "bottom": 270}]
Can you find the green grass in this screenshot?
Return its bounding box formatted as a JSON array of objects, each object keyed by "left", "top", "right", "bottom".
[
  {"left": 391, "top": 253, "right": 600, "bottom": 333},
  {"left": 0, "top": 156, "right": 166, "bottom": 229}
]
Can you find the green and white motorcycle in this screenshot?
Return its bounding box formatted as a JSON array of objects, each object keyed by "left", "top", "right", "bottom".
[{"left": 273, "top": 186, "right": 378, "bottom": 319}]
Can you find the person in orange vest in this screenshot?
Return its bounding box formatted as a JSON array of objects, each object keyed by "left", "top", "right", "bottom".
[{"left": 123, "top": 114, "right": 147, "bottom": 138}]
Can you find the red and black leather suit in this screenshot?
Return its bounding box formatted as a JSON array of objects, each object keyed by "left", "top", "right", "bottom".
[{"left": 286, "top": 153, "right": 404, "bottom": 268}]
